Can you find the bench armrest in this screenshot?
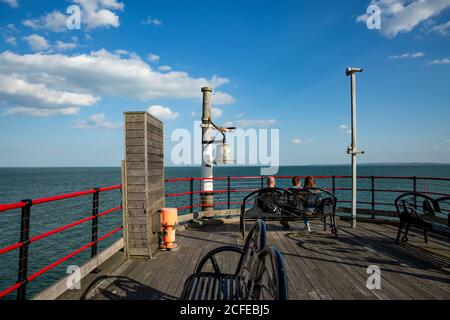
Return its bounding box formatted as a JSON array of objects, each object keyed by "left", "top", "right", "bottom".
[{"left": 195, "top": 245, "right": 244, "bottom": 275}]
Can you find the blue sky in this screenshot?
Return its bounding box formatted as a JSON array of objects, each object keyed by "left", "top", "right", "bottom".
[{"left": 0, "top": 0, "right": 449, "bottom": 167}]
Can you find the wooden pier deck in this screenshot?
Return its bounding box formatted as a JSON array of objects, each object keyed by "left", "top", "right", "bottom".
[{"left": 76, "top": 218, "right": 450, "bottom": 300}]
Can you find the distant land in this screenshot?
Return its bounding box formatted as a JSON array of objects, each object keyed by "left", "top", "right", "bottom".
[{"left": 1, "top": 163, "right": 449, "bottom": 169}]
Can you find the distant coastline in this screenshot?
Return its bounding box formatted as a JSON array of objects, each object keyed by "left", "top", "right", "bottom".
[{"left": 1, "top": 163, "right": 449, "bottom": 169}]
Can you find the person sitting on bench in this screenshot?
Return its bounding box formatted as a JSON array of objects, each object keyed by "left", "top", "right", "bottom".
[
  {"left": 255, "top": 176, "right": 281, "bottom": 214},
  {"left": 302, "top": 176, "right": 320, "bottom": 232},
  {"left": 280, "top": 176, "right": 302, "bottom": 229}
]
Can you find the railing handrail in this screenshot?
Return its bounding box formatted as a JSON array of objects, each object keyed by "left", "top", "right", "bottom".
[
  {"left": 164, "top": 175, "right": 450, "bottom": 183},
  {"left": 0, "top": 184, "right": 122, "bottom": 213},
  {"left": 0, "top": 184, "right": 123, "bottom": 300},
  {"left": 163, "top": 175, "right": 450, "bottom": 214}
]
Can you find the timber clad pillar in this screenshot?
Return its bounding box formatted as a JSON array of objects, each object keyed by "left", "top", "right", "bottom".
[{"left": 122, "top": 112, "right": 164, "bottom": 258}]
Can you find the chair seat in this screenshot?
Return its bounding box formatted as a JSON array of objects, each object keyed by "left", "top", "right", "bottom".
[{"left": 181, "top": 273, "right": 241, "bottom": 300}]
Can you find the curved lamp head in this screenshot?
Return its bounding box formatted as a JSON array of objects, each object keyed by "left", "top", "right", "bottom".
[{"left": 346, "top": 67, "right": 364, "bottom": 76}]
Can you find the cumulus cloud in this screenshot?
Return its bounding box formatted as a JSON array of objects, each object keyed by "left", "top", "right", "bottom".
[
  {"left": 339, "top": 124, "right": 351, "bottom": 134},
  {"left": 291, "top": 138, "right": 312, "bottom": 145},
  {"left": 142, "top": 16, "right": 162, "bottom": 26},
  {"left": 23, "top": 11, "right": 68, "bottom": 32},
  {"left": 1, "top": 0, "right": 18, "bottom": 8},
  {"left": 5, "top": 36, "right": 16, "bottom": 45},
  {"left": 147, "top": 105, "right": 179, "bottom": 120},
  {"left": 159, "top": 65, "right": 172, "bottom": 72},
  {"left": 357, "top": 0, "right": 450, "bottom": 37},
  {"left": 22, "top": 0, "right": 124, "bottom": 32},
  {"left": 55, "top": 38, "right": 78, "bottom": 51},
  {"left": 429, "top": 58, "right": 450, "bottom": 65},
  {"left": 0, "top": 73, "right": 100, "bottom": 116},
  {"left": 73, "top": 113, "right": 122, "bottom": 128},
  {"left": 4, "top": 107, "right": 79, "bottom": 117},
  {"left": 23, "top": 34, "right": 50, "bottom": 52},
  {"left": 147, "top": 53, "right": 160, "bottom": 62},
  {"left": 212, "top": 107, "right": 222, "bottom": 119},
  {"left": 389, "top": 51, "right": 424, "bottom": 59},
  {"left": 430, "top": 20, "right": 450, "bottom": 35},
  {"left": 0, "top": 50, "right": 234, "bottom": 117},
  {"left": 224, "top": 119, "right": 276, "bottom": 128}
]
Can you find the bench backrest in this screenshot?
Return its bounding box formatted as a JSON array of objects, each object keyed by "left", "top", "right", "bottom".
[
  {"left": 236, "top": 220, "right": 288, "bottom": 300},
  {"left": 283, "top": 187, "right": 337, "bottom": 215},
  {"left": 395, "top": 192, "right": 436, "bottom": 220},
  {"left": 235, "top": 219, "right": 267, "bottom": 297}
]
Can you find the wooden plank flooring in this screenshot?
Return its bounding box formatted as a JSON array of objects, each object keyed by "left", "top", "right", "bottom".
[{"left": 85, "top": 218, "right": 450, "bottom": 300}]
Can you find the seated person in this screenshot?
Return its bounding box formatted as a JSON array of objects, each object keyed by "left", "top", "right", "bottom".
[
  {"left": 280, "top": 176, "right": 303, "bottom": 229},
  {"left": 256, "top": 176, "right": 281, "bottom": 213},
  {"left": 302, "top": 176, "right": 320, "bottom": 232}
]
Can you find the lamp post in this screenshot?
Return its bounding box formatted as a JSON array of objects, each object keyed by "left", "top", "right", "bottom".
[
  {"left": 346, "top": 67, "right": 364, "bottom": 228},
  {"left": 201, "top": 87, "right": 214, "bottom": 211}
]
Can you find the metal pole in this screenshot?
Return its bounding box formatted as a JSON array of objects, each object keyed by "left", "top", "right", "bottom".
[
  {"left": 346, "top": 67, "right": 364, "bottom": 228},
  {"left": 371, "top": 176, "right": 375, "bottom": 219},
  {"left": 201, "top": 87, "right": 214, "bottom": 211},
  {"left": 17, "top": 199, "right": 32, "bottom": 300},
  {"left": 227, "top": 176, "right": 231, "bottom": 210},
  {"left": 91, "top": 188, "right": 99, "bottom": 258},
  {"left": 190, "top": 178, "right": 194, "bottom": 214}
]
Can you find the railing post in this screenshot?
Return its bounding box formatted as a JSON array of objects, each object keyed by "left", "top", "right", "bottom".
[
  {"left": 332, "top": 175, "right": 336, "bottom": 195},
  {"left": 371, "top": 176, "right": 375, "bottom": 219},
  {"left": 190, "top": 178, "right": 194, "bottom": 214},
  {"left": 260, "top": 176, "right": 264, "bottom": 189},
  {"left": 17, "top": 199, "right": 32, "bottom": 300},
  {"left": 227, "top": 176, "right": 231, "bottom": 210},
  {"left": 91, "top": 188, "right": 100, "bottom": 258},
  {"left": 413, "top": 176, "right": 417, "bottom": 208}
]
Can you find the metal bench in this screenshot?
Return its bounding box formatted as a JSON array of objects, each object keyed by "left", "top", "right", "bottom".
[
  {"left": 394, "top": 192, "right": 450, "bottom": 244},
  {"left": 240, "top": 187, "right": 338, "bottom": 238},
  {"left": 180, "top": 220, "right": 288, "bottom": 300}
]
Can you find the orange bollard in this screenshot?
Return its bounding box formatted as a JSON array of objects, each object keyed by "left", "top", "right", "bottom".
[{"left": 159, "top": 208, "right": 178, "bottom": 250}]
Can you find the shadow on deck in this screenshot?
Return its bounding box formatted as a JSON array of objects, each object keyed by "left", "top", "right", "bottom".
[{"left": 79, "top": 219, "right": 450, "bottom": 300}]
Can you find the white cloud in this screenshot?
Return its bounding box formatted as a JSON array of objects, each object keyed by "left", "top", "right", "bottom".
[
  {"left": 4, "top": 107, "right": 79, "bottom": 117},
  {"left": 212, "top": 91, "right": 235, "bottom": 105},
  {"left": 292, "top": 138, "right": 312, "bottom": 145},
  {"left": 224, "top": 119, "right": 276, "bottom": 128},
  {"left": 23, "top": 34, "right": 78, "bottom": 52},
  {"left": 211, "top": 107, "right": 222, "bottom": 119},
  {"left": 159, "top": 65, "right": 172, "bottom": 72},
  {"left": 1, "top": 0, "right": 18, "bottom": 8},
  {"left": 55, "top": 38, "right": 78, "bottom": 51},
  {"left": 357, "top": 0, "right": 450, "bottom": 38},
  {"left": 5, "top": 23, "right": 19, "bottom": 32},
  {"left": 147, "top": 105, "right": 179, "bottom": 120},
  {"left": 23, "top": 11, "right": 68, "bottom": 32},
  {"left": 142, "top": 16, "right": 162, "bottom": 26},
  {"left": 0, "top": 50, "right": 234, "bottom": 104},
  {"left": 339, "top": 124, "right": 351, "bottom": 134},
  {"left": 389, "top": 51, "right": 424, "bottom": 59},
  {"left": 0, "top": 50, "right": 234, "bottom": 117},
  {"left": 0, "top": 73, "right": 100, "bottom": 115},
  {"left": 147, "top": 53, "right": 160, "bottom": 62},
  {"left": 73, "top": 113, "right": 122, "bottom": 128},
  {"left": 430, "top": 20, "right": 450, "bottom": 35},
  {"left": 5, "top": 36, "right": 16, "bottom": 45},
  {"left": 429, "top": 58, "right": 450, "bottom": 65},
  {"left": 23, "top": 0, "right": 124, "bottom": 32},
  {"left": 23, "top": 34, "right": 50, "bottom": 52}
]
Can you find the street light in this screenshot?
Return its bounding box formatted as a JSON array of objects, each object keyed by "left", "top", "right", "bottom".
[{"left": 346, "top": 67, "right": 364, "bottom": 228}]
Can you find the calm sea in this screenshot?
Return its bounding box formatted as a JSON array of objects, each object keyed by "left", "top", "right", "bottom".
[{"left": 0, "top": 164, "right": 449, "bottom": 299}]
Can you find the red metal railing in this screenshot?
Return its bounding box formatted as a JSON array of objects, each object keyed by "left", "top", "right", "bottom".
[
  {"left": 0, "top": 185, "right": 122, "bottom": 300},
  {"left": 1, "top": 175, "right": 449, "bottom": 300},
  {"left": 164, "top": 175, "right": 450, "bottom": 215}
]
